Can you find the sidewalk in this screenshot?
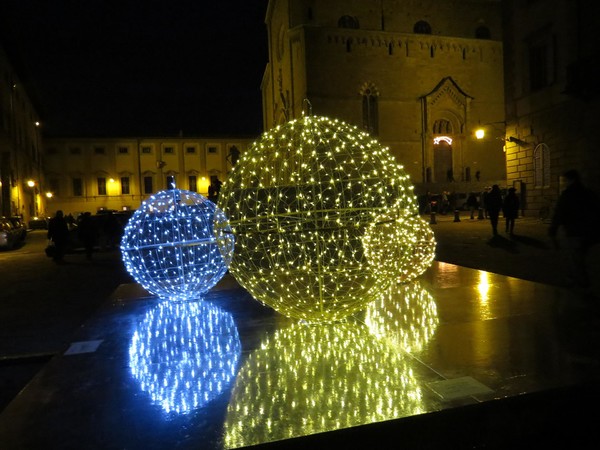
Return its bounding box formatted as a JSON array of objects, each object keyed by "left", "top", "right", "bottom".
[{"left": 424, "top": 211, "right": 600, "bottom": 297}]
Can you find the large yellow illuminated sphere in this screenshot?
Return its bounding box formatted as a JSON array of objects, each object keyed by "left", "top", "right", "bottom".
[{"left": 217, "top": 114, "right": 419, "bottom": 322}]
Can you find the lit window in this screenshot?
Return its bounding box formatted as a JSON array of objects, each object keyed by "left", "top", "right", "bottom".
[
  {"left": 97, "top": 177, "right": 107, "bottom": 195},
  {"left": 361, "top": 85, "right": 379, "bottom": 136},
  {"left": 189, "top": 175, "right": 197, "bottom": 192},
  {"left": 121, "top": 177, "right": 130, "bottom": 195}
]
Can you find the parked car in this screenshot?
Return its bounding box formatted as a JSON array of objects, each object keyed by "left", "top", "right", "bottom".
[
  {"left": 29, "top": 216, "right": 49, "bottom": 230},
  {"left": 0, "top": 217, "right": 21, "bottom": 249},
  {"left": 8, "top": 217, "right": 27, "bottom": 242}
]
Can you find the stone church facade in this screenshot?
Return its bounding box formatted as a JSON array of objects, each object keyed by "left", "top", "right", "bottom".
[{"left": 261, "top": 0, "right": 506, "bottom": 199}]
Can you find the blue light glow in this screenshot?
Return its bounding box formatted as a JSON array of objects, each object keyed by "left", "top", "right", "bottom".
[
  {"left": 121, "top": 189, "right": 234, "bottom": 301},
  {"left": 129, "top": 300, "right": 242, "bottom": 415}
]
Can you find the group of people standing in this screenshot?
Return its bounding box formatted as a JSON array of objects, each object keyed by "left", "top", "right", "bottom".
[
  {"left": 466, "top": 185, "right": 521, "bottom": 236},
  {"left": 484, "top": 185, "right": 520, "bottom": 236}
]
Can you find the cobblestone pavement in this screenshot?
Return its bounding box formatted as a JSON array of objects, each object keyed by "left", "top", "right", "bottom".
[
  {"left": 0, "top": 229, "right": 132, "bottom": 411},
  {"left": 427, "top": 211, "right": 600, "bottom": 296}
]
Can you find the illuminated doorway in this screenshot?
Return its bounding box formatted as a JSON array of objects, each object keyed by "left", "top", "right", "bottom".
[{"left": 433, "top": 138, "right": 453, "bottom": 182}]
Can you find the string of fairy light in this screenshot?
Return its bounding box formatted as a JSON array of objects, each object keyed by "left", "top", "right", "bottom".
[
  {"left": 223, "top": 281, "right": 437, "bottom": 447},
  {"left": 217, "top": 113, "right": 433, "bottom": 322},
  {"left": 121, "top": 189, "right": 234, "bottom": 301},
  {"left": 129, "top": 300, "right": 241, "bottom": 414}
]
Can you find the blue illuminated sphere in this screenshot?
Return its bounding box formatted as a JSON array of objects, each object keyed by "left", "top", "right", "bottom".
[{"left": 121, "top": 189, "right": 234, "bottom": 301}]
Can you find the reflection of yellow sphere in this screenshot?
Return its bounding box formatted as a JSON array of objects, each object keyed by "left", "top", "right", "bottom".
[
  {"left": 223, "top": 320, "right": 424, "bottom": 447},
  {"left": 365, "top": 281, "right": 439, "bottom": 353},
  {"left": 363, "top": 210, "right": 436, "bottom": 283},
  {"left": 218, "top": 114, "right": 418, "bottom": 322}
]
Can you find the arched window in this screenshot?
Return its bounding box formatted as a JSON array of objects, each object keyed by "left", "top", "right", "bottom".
[
  {"left": 433, "top": 119, "right": 453, "bottom": 134},
  {"left": 413, "top": 20, "right": 432, "bottom": 34},
  {"left": 360, "top": 84, "right": 379, "bottom": 136},
  {"left": 475, "top": 26, "right": 491, "bottom": 39},
  {"left": 338, "top": 15, "right": 359, "bottom": 29},
  {"left": 534, "top": 143, "right": 551, "bottom": 188}
]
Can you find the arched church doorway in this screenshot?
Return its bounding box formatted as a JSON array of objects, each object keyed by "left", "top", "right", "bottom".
[{"left": 433, "top": 139, "right": 453, "bottom": 182}]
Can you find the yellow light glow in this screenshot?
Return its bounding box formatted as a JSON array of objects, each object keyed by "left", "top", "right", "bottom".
[
  {"left": 365, "top": 281, "right": 439, "bottom": 354},
  {"left": 217, "top": 114, "right": 423, "bottom": 322},
  {"left": 27, "top": 180, "right": 35, "bottom": 187},
  {"left": 475, "top": 128, "right": 485, "bottom": 139},
  {"left": 46, "top": 192, "right": 53, "bottom": 198},
  {"left": 362, "top": 208, "right": 436, "bottom": 284},
  {"left": 223, "top": 316, "right": 426, "bottom": 447}
]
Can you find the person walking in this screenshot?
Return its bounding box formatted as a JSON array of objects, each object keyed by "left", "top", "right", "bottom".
[
  {"left": 481, "top": 187, "right": 491, "bottom": 218},
  {"left": 466, "top": 192, "right": 479, "bottom": 220},
  {"left": 47, "top": 210, "right": 70, "bottom": 263},
  {"left": 502, "top": 187, "right": 520, "bottom": 236},
  {"left": 485, "top": 185, "right": 503, "bottom": 236},
  {"left": 548, "top": 169, "right": 600, "bottom": 290}
]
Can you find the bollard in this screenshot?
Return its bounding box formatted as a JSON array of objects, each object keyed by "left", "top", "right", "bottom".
[
  {"left": 429, "top": 211, "right": 437, "bottom": 224},
  {"left": 477, "top": 207, "right": 484, "bottom": 220},
  {"left": 453, "top": 209, "right": 461, "bottom": 222}
]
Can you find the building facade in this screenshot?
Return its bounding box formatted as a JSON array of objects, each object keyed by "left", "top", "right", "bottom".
[
  {"left": 262, "top": 0, "right": 506, "bottom": 197},
  {"left": 502, "top": 0, "right": 600, "bottom": 216},
  {"left": 42, "top": 137, "right": 253, "bottom": 217},
  {"left": 0, "top": 45, "right": 44, "bottom": 224}
]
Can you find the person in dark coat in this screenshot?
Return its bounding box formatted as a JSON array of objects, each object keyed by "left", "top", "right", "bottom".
[
  {"left": 549, "top": 169, "right": 600, "bottom": 289},
  {"left": 485, "top": 185, "right": 503, "bottom": 236},
  {"left": 466, "top": 192, "right": 479, "bottom": 220},
  {"left": 502, "top": 187, "right": 520, "bottom": 235},
  {"left": 47, "top": 210, "right": 70, "bottom": 262}
]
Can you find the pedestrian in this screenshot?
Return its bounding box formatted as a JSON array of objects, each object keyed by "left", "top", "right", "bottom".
[
  {"left": 466, "top": 192, "right": 479, "bottom": 219},
  {"left": 548, "top": 169, "right": 600, "bottom": 289},
  {"left": 485, "top": 185, "right": 503, "bottom": 236},
  {"left": 47, "top": 210, "right": 70, "bottom": 263},
  {"left": 208, "top": 176, "right": 222, "bottom": 202},
  {"left": 502, "top": 187, "right": 520, "bottom": 235},
  {"left": 78, "top": 212, "right": 98, "bottom": 260},
  {"left": 481, "top": 187, "right": 491, "bottom": 218}
]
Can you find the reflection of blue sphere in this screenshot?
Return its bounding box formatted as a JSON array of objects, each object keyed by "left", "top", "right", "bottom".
[
  {"left": 129, "top": 300, "right": 241, "bottom": 414},
  {"left": 121, "top": 189, "right": 234, "bottom": 301}
]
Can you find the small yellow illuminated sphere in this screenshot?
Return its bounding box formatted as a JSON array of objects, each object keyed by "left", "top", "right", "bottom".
[
  {"left": 217, "top": 114, "right": 419, "bottom": 322},
  {"left": 363, "top": 209, "right": 436, "bottom": 284}
]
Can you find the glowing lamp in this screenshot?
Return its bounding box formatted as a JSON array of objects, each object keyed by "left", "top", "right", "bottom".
[
  {"left": 217, "top": 114, "right": 419, "bottom": 322},
  {"left": 475, "top": 128, "right": 485, "bottom": 139},
  {"left": 121, "top": 189, "right": 234, "bottom": 301}
]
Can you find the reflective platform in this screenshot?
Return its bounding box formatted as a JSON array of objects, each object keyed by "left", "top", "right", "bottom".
[{"left": 1, "top": 262, "right": 600, "bottom": 449}]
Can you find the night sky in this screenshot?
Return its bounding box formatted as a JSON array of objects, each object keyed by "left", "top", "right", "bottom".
[{"left": 0, "top": 0, "right": 269, "bottom": 138}]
